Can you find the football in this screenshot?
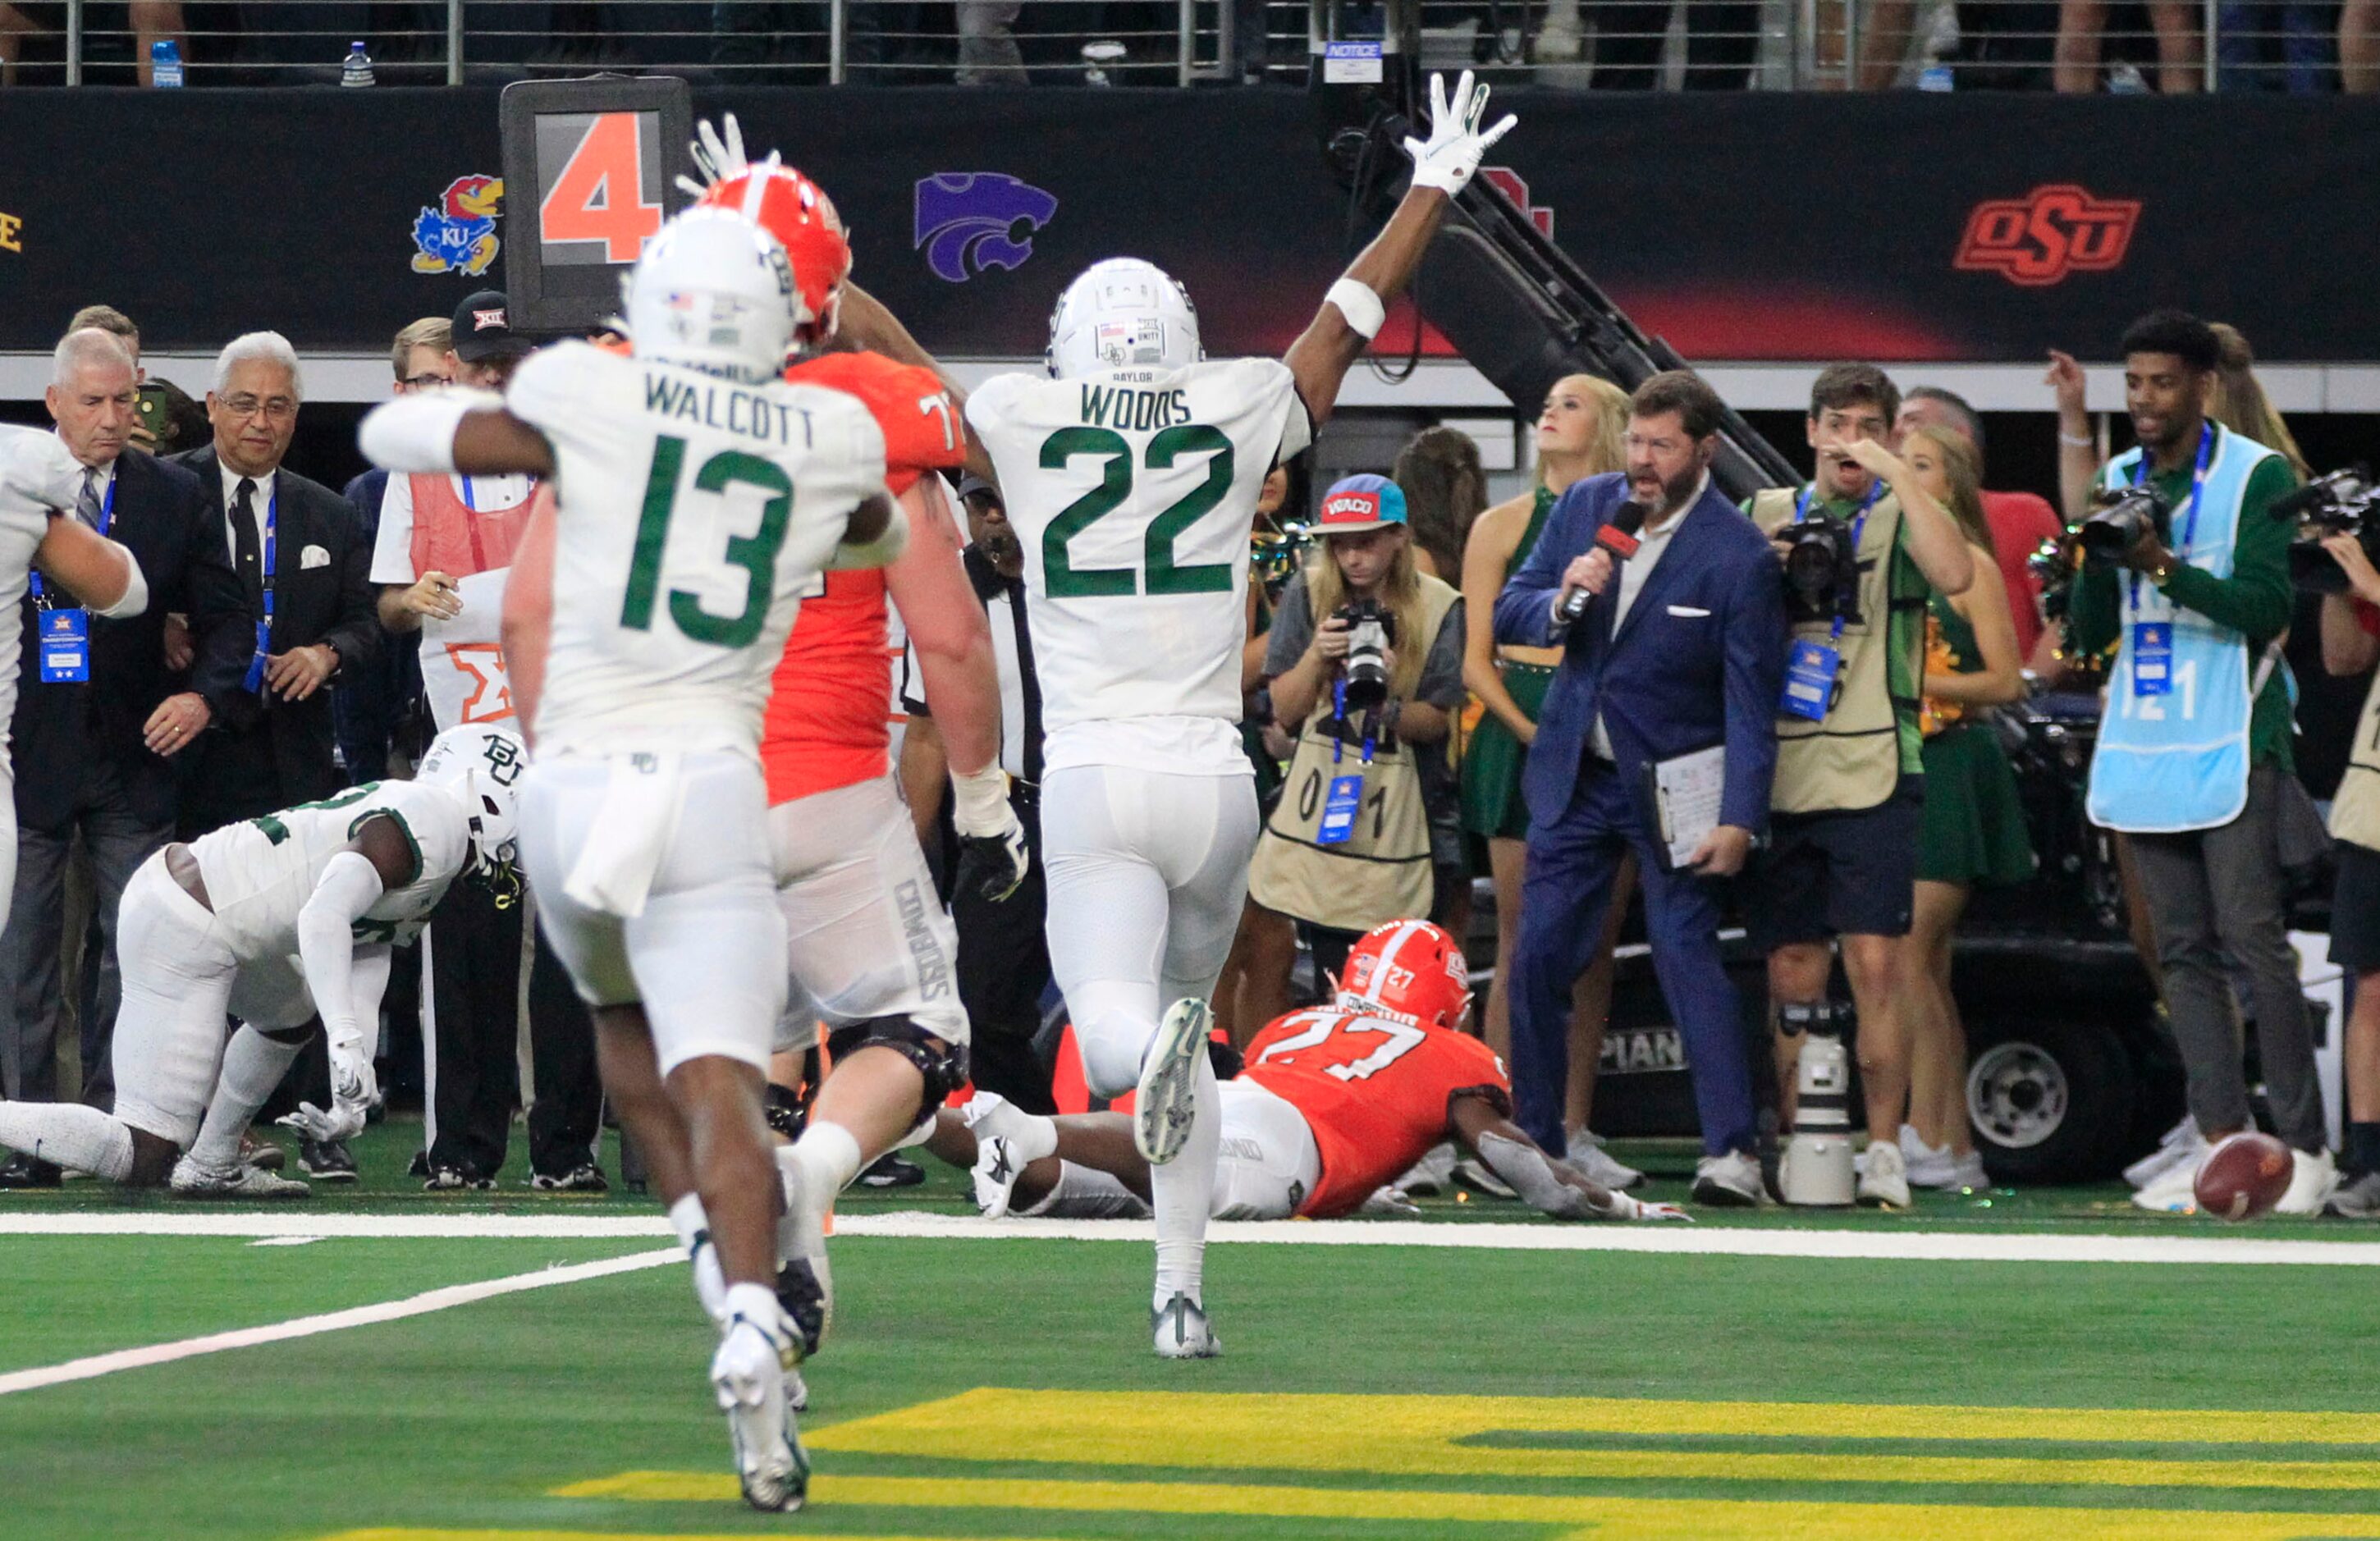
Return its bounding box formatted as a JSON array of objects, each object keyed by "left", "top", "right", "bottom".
[{"left": 2193, "top": 1132, "right": 2295, "bottom": 1221}]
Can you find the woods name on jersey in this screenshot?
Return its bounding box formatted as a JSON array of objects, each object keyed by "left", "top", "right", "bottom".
[{"left": 1076, "top": 384, "right": 1194, "bottom": 432}]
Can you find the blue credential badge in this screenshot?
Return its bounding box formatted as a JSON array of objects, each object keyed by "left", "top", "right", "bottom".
[
  {"left": 2131, "top": 621, "right": 2172, "bottom": 697},
  {"left": 1779, "top": 639, "right": 1839, "bottom": 723},
  {"left": 38, "top": 608, "right": 89, "bottom": 684},
  {"left": 1316, "top": 773, "right": 1365, "bottom": 846}
]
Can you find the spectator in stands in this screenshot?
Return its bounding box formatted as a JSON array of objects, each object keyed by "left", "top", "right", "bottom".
[
  {"left": 1900, "top": 424, "right": 2030, "bottom": 1195},
  {"left": 0, "top": 4, "right": 31, "bottom": 85},
  {"left": 904, "top": 475, "right": 1055, "bottom": 1111},
  {"left": 2216, "top": 0, "right": 2332, "bottom": 89},
  {"left": 336, "top": 317, "right": 446, "bottom": 785},
  {"left": 0, "top": 330, "right": 245, "bottom": 1188},
  {"left": 1458, "top": 374, "right": 1641, "bottom": 1189},
  {"left": 1242, "top": 476, "right": 1467, "bottom": 1023},
  {"left": 959, "top": 0, "right": 1028, "bottom": 81},
  {"left": 2056, "top": 0, "right": 2202, "bottom": 90},
  {"left": 1394, "top": 425, "right": 1488, "bottom": 947},
  {"left": 1595, "top": 0, "right": 1759, "bottom": 87},
  {"left": 373, "top": 296, "right": 602, "bottom": 1192},
  {"left": 2349, "top": 0, "right": 2380, "bottom": 89},
  {"left": 1897, "top": 386, "right": 2061, "bottom": 670}
]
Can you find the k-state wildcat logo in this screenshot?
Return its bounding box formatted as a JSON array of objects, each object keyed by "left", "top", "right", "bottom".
[{"left": 913, "top": 172, "right": 1058, "bottom": 283}]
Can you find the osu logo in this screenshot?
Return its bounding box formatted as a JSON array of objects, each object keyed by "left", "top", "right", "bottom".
[
  {"left": 1955, "top": 184, "right": 2140, "bottom": 287},
  {"left": 1480, "top": 167, "right": 1554, "bottom": 239},
  {"left": 914, "top": 172, "right": 1058, "bottom": 283}
]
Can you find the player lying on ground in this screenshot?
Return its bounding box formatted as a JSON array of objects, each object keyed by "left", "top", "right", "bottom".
[
  {"left": 366, "top": 206, "right": 901, "bottom": 1515},
  {"left": 680, "top": 138, "right": 1024, "bottom": 1388},
  {"left": 0, "top": 724, "right": 519, "bottom": 1194},
  {"left": 832, "top": 71, "right": 1521, "bottom": 1360},
  {"left": 941, "top": 921, "right": 1687, "bottom": 1238}
]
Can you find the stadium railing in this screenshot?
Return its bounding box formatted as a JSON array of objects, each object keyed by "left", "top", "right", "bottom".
[{"left": 4, "top": 0, "right": 2373, "bottom": 89}]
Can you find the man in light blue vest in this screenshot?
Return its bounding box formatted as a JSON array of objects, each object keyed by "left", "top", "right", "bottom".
[{"left": 2069, "top": 309, "right": 2332, "bottom": 1215}]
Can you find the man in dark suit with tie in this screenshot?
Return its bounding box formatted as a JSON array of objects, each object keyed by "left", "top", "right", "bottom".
[
  {"left": 1493, "top": 371, "right": 1785, "bottom": 1208},
  {"left": 169, "top": 332, "right": 382, "bottom": 837},
  {"left": 0, "top": 329, "right": 251, "bottom": 1187}
]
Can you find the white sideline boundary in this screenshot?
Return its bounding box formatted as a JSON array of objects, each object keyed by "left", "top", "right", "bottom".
[
  {"left": 0, "top": 1246, "right": 679, "bottom": 1397},
  {"left": 4, "top": 1209, "right": 2380, "bottom": 1266}
]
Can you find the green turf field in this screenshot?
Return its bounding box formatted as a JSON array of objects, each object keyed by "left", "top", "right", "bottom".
[{"left": 5, "top": 1116, "right": 2379, "bottom": 1540}]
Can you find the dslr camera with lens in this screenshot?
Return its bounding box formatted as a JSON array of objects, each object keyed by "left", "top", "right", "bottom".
[
  {"left": 1334, "top": 598, "right": 1397, "bottom": 711},
  {"left": 1779, "top": 514, "right": 1862, "bottom": 626},
  {"left": 2279, "top": 465, "right": 2380, "bottom": 593},
  {"left": 2076, "top": 482, "right": 2171, "bottom": 559}
]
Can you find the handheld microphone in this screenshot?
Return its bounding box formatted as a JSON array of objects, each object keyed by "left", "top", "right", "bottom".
[{"left": 1559, "top": 501, "right": 1653, "bottom": 622}]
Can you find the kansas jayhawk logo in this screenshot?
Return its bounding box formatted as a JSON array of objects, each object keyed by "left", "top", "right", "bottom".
[
  {"left": 913, "top": 173, "right": 1057, "bottom": 283},
  {"left": 412, "top": 175, "right": 505, "bottom": 277}
]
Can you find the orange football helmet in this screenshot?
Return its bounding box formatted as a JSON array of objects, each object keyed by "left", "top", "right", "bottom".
[
  {"left": 700, "top": 160, "right": 852, "bottom": 352},
  {"left": 1335, "top": 919, "right": 1473, "bottom": 1033}
]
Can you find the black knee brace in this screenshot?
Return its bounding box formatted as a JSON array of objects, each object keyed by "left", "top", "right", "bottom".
[{"left": 826, "top": 1017, "right": 969, "bottom": 1129}]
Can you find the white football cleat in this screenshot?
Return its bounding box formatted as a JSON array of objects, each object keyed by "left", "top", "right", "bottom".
[
  {"left": 712, "top": 1311, "right": 808, "bottom": 1512},
  {"left": 972, "top": 1133, "right": 1025, "bottom": 1220},
  {"left": 2275, "top": 1147, "right": 2337, "bottom": 1216},
  {"left": 1133, "top": 998, "right": 1211, "bottom": 1166},
  {"left": 1856, "top": 1140, "right": 1911, "bottom": 1209},
  {"left": 1152, "top": 1292, "right": 1220, "bottom": 1359},
  {"left": 169, "top": 1154, "right": 309, "bottom": 1199}
]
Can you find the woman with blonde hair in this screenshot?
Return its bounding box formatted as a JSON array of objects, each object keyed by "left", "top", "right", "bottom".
[
  {"left": 1896, "top": 423, "right": 2032, "bottom": 1192},
  {"left": 1457, "top": 373, "right": 1644, "bottom": 1190},
  {"left": 2210, "top": 322, "right": 2312, "bottom": 482}
]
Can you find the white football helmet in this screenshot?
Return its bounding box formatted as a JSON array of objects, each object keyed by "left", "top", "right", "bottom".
[
  {"left": 622, "top": 206, "right": 799, "bottom": 384},
  {"left": 1046, "top": 257, "right": 1202, "bottom": 380},
  {"left": 416, "top": 724, "right": 525, "bottom": 883}
]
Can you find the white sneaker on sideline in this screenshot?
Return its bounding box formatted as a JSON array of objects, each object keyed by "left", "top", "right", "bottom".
[
  {"left": 712, "top": 1311, "right": 807, "bottom": 1512},
  {"left": 1152, "top": 1292, "right": 1221, "bottom": 1359},
  {"left": 2276, "top": 1148, "right": 2338, "bottom": 1216},
  {"left": 2126, "top": 1117, "right": 2204, "bottom": 1190},
  {"left": 1857, "top": 1140, "right": 1911, "bottom": 1209},
  {"left": 1691, "top": 1150, "right": 1763, "bottom": 1207},
  {"left": 1397, "top": 1141, "right": 1458, "bottom": 1196},
  {"left": 1133, "top": 998, "right": 1211, "bottom": 1165},
  {"left": 1902, "top": 1129, "right": 1963, "bottom": 1189},
  {"left": 170, "top": 1155, "right": 308, "bottom": 1199},
  {"left": 1934, "top": 1150, "right": 1989, "bottom": 1191},
  {"left": 1564, "top": 1130, "right": 1645, "bottom": 1191},
  {"left": 2131, "top": 1156, "right": 2202, "bottom": 1214}
]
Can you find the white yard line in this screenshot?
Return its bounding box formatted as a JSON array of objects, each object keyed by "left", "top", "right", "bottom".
[
  {"left": 0, "top": 1246, "right": 680, "bottom": 1397},
  {"left": 4, "top": 1209, "right": 2380, "bottom": 1265}
]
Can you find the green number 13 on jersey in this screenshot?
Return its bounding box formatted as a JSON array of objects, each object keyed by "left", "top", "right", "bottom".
[
  {"left": 620, "top": 434, "right": 795, "bottom": 649},
  {"left": 1039, "top": 425, "right": 1237, "bottom": 599}
]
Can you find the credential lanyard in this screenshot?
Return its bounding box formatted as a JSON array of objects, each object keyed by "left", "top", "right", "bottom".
[
  {"left": 2126, "top": 422, "right": 2215, "bottom": 612},
  {"left": 30, "top": 475, "right": 114, "bottom": 606},
  {"left": 1793, "top": 478, "right": 1883, "bottom": 644},
  {"left": 1329, "top": 679, "right": 1378, "bottom": 770},
  {"left": 241, "top": 485, "right": 280, "bottom": 694}
]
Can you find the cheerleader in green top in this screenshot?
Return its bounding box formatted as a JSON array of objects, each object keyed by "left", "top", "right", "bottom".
[
  {"left": 1457, "top": 375, "right": 1645, "bottom": 1185},
  {"left": 1902, "top": 425, "right": 2034, "bottom": 1193}
]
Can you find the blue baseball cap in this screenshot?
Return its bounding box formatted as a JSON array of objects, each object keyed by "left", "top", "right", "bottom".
[{"left": 1316, "top": 473, "right": 1408, "bottom": 535}]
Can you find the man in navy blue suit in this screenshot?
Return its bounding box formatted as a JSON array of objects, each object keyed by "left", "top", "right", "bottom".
[{"left": 1493, "top": 371, "right": 1785, "bottom": 1207}]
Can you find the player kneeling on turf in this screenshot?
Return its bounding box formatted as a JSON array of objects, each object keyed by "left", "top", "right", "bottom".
[
  {"left": 946, "top": 921, "right": 1685, "bottom": 1274},
  {"left": 0, "top": 724, "right": 521, "bottom": 1195}
]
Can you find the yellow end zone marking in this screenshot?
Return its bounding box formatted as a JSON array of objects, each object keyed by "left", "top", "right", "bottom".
[
  {"left": 794, "top": 1389, "right": 2380, "bottom": 1492},
  {"left": 542, "top": 1474, "right": 2380, "bottom": 1539}
]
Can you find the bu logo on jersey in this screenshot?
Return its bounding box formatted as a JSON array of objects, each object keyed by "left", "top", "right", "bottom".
[
  {"left": 914, "top": 173, "right": 1059, "bottom": 283},
  {"left": 1954, "top": 185, "right": 2140, "bottom": 286}
]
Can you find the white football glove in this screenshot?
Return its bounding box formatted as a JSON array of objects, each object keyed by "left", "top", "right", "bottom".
[
  {"left": 277, "top": 1097, "right": 366, "bottom": 1143},
  {"left": 675, "top": 112, "right": 752, "bottom": 198},
  {"left": 1620, "top": 1195, "right": 1694, "bottom": 1223},
  {"left": 1402, "top": 70, "right": 1518, "bottom": 196}
]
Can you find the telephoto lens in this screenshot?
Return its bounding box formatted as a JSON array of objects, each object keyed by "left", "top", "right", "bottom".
[
  {"left": 2077, "top": 484, "right": 2168, "bottom": 556},
  {"left": 1337, "top": 599, "right": 1395, "bottom": 711}
]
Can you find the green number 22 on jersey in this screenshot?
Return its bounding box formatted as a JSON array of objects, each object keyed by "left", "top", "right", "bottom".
[
  {"left": 1038, "top": 425, "right": 1237, "bottom": 600},
  {"left": 620, "top": 435, "right": 794, "bottom": 649}
]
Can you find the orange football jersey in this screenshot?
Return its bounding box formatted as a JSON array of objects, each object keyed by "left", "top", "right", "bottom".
[
  {"left": 761, "top": 350, "right": 965, "bottom": 805},
  {"left": 1242, "top": 1008, "right": 1513, "bottom": 1219}
]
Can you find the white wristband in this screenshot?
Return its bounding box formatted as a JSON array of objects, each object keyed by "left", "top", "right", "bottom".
[
  {"left": 1325, "top": 278, "right": 1387, "bottom": 341},
  {"left": 950, "top": 764, "right": 1011, "bottom": 837},
  {"left": 2058, "top": 432, "right": 2094, "bottom": 448}
]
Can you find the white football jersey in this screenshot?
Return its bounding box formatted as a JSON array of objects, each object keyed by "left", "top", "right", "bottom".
[
  {"left": 967, "top": 358, "right": 1311, "bottom": 776},
  {"left": 188, "top": 780, "right": 471, "bottom": 958},
  {"left": 0, "top": 428, "right": 84, "bottom": 757},
  {"left": 507, "top": 341, "right": 889, "bottom": 760}
]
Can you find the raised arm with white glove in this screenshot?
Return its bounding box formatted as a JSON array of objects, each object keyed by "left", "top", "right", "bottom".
[{"left": 279, "top": 849, "right": 391, "bottom": 1143}]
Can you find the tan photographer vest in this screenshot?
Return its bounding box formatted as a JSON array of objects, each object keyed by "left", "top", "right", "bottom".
[
  {"left": 2332, "top": 666, "right": 2380, "bottom": 853},
  {"left": 1749, "top": 486, "right": 1918, "bottom": 816},
  {"left": 1248, "top": 576, "right": 1458, "bottom": 932}
]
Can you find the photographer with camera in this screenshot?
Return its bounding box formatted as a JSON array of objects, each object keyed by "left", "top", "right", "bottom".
[
  {"left": 2313, "top": 528, "right": 2380, "bottom": 1217},
  {"left": 1242, "top": 476, "right": 1467, "bottom": 1026},
  {"left": 2066, "top": 310, "right": 2332, "bottom": 1216},
  {"left": 1745, "top": 364, "right": 1976, "bottom": 1210}
]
